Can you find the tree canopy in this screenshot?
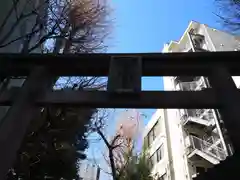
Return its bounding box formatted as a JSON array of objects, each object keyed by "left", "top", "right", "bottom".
[
  {"left": 215, "top": 0, "right": 240, "bottom": 33},
  {"left": 1, "top": 0, "right": 112, "bottom": 179}
]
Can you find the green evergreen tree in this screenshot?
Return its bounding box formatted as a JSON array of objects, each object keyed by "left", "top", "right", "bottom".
[{"left": 7, "top": 91, "right": 96, "bottom": 179}]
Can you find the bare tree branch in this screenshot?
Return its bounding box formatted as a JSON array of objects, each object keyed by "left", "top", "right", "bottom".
[
  {"left": 0, "top": 0, "right": 20, "bottom": 35},
  {"left": 215, "top": 0, "right": 240, "bottom": 33},
  {"left": 97, "top": 128, "right": 111, "bottom": 149},
  {"left": 91, "top": 150, "right": 112, "bottom": 176}
]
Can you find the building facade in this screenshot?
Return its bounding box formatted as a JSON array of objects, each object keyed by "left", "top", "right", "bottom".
[
  {"left": 0, "top": 0, "right": 47, "bottom": 53},
  {"left": 143, "top": 109, "right": 169, "bottom": 180},
  {"left": 79, "top": 161, "right": 100, "bottom": 180},
  {"left": 144, "top": 21, "right": 240, "bottom": 180},
  {"left": 0, "top": 0, "right": 48, "bottom": 122}
]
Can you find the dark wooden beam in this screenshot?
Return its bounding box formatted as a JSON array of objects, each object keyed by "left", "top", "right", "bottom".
[
  {"left": 194, "top": 152, "right": 240, "bottom": 180},
  {"left": 208, "top": 66, "right": 240, "bottom": 152},
  {"left": 0, "top": 89, "right": 221, "bottom": 109},
  {"left": 1, "top": 52, "right": 240, "bottom": 76},
  {"left": 0, "top": 67, "right": 55, "bottom": 179}
]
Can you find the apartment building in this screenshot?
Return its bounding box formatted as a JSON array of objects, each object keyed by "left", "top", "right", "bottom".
[
  {"left": 0, "top": 0, "right": 49, "bottom": 122},
  {"left": 79, "top": 161, "right": 101, "bottom": 180},
  {"left": 143, "top": 109, "right": 169, "bottom": 180},
  {"left": 143, "top": 21, "right": 240, "bottom": 180},
  {"left": 0, "top": 0, "right": 47, "bottom": 53}
]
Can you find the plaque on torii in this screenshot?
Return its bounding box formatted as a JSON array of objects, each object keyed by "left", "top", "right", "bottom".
[{"left": 107, "top": 56, "right": 142, "bottom": 95}]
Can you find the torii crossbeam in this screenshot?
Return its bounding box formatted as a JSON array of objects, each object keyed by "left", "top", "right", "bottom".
[{"left": 0, "top": 51, "right": 240, "bottom": 180}]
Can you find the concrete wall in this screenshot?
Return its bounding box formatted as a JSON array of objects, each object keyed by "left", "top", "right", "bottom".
[
  {"left": 143, "top": 109, "right": 169, "bottom": 179},
  {"left": 160, "top": 21, "right": 240, "bottom": 180},
  {"left": 196, "top": 24, "right": 215, "bottom": 51},
  {"left": 144, "top": 76, "right": 195, "bottom": 180},
  {"left": 163, "top": 76, "right": 191, "bottom": 180},
  {"left": 0, "top": 0, "right": 45, "bottom": 52},
  {"left": 163, "top": 21, "right": 240, "bottom": 53},
  {"left": 79, "top": 161, "right": 100, "bottom": 180},
  {"left": 0, "top": 78, "right": 25, "bottom": 123},
  {"left": 203, "top": 25, "right": 240, "bottom": 51}
]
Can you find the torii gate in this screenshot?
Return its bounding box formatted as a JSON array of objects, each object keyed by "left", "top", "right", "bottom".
[{"left": 0, "top": 52, "right": 240, "bottom": 179}]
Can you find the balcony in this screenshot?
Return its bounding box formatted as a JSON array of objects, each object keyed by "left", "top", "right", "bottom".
[
  {"left": 194, "top": 47, "right": 209, "bottom": 52},
  {"left": 180, "top": 109, "right": 215, "bottom": 130},
  {"left": 189, "top": 32, "right": 209, "bottom": 52},
  {"left": 186, "top": 136, "right": 227, "bottom": 165},
  {"left": 175, "top": 77, "right": 207, "bottom": 91}
]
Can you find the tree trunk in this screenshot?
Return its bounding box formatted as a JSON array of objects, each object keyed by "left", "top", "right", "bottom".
[{"left": 109, "top": 148, "right": 117, "bottom": 180}]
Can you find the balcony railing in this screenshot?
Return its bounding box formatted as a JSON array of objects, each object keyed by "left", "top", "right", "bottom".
[
  {"left": 195, "top": 109, "right": 214, "bottom": 120},
  {"left": 181, "top": 114, "right": 212, "bottom": 127},
  {"left": 194, "top": 47, "right": 209, "bottom": 52},
  {"left": 176, "top": 77, "right": 207, "bottom": 91},
  {"left": 188, "top": 135, "right": 227, "bottom": 161},
  {"left": 180, "top": 109, "right": 215, "bottom": 126}
]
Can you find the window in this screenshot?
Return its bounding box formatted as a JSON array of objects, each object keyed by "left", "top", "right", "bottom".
[
  {"left": 148, "top": 154, "right": 155, "bottom": 170},
  {"left": 156, "top": 145, "right": 164, "bottom": 162},
  {"left": 148, "top": 130, "right": 154, "bottom": 147},
  {"left": 148, "top": 144, "right": 164, "bottom": 170},
  {"left": 146, "top": 121, "right": 160, "bottom": 148}
]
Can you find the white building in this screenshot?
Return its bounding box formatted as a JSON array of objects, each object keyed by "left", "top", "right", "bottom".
[
  {"left": 79, "top": 161, "right": 100, "bottom": 180},
  {"left": 143, "top": 109, "right": 169, "bottom": 180},
  {"left": 143, "top": 21, "right": 240, "bottom": 180}
]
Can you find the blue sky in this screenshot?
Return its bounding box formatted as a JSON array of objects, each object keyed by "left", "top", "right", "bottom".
[
  {"left": 92, "top": 0, "right": 225, "bottom": 179},
  {"left": 106, "top": 0, "right": 224, "bottom": 125},
  {"left": 108, "top": 0, "right": 222, "bottom": 54},
  {"left": 108, "top": 0, "right": 223, "bottom": 126}
]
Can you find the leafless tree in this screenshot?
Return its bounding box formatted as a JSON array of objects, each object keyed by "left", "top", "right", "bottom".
[
  {"left": 0, "top": 0, "right": 111, "bottom": 91},
  {"left": 91, "top": 110, "right": 142, "bottom": 180},
  {"left": 1, "top": 0, "right": 112, "bottom": 178},
  {"left": 0, "top": 0, "right": 112, "bottom": 53},
  {"left": 215, "top": 0, "right": 240, "bottom": 33}
]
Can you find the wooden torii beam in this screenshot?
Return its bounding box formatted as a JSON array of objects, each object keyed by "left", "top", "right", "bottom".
[
  {"left": 1, "top": 51, "right": 240, "bottom": 76},
  {"left": 0, "top": 88, "right": 219, "bottom": 108},
  {"left": 0, "top": 52, "right": 240, "bottom": 179}
]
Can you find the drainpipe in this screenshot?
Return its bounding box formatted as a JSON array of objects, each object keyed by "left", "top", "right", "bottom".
[{"left": 163, "top": 109, "right": 175, "bottom": 180}]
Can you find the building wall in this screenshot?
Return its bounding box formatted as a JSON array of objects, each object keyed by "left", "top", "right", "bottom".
[
  {"left": 0, "top": 78, "right": 26, "bottom": 123},
  {"left": 203, "top": 25, "right": 240, "bottom": 51},
  {"left": 143, "top": 109, "right": 169, "bottom": 179},
  {"left": 163, "top": 77, "right": 190, "bottom": 180},
  {"left": 0, "top": 1, "right": 20, "bottom": 52},
  {"left": 0, "top": 0, "right": 47, "bottom": 121},
  {"left": 159, "top": 21, "right": 240, "bottom": 180},
  {"left": 143, "top": 101, "right": 191, "bottom": 180},
  {"left": 196, "top": 24, "right": 215, "bottom": 51},
  {"left": 151, "top": 134, "right": 168, "bottom": 178},
  {"left": 0, "top": 0, "right": 46, "bottom": 53},
  {"left": 79, "top": 161, "right": 100, "bottom": 180}
]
